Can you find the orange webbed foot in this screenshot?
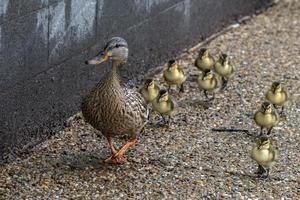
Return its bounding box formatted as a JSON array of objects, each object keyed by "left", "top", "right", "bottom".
[
  {"left": 103, "top": 137, "right": 136, "bottom": 164},
  {"left": 104, "top": 154, "right": 127, "bottom": 164}
]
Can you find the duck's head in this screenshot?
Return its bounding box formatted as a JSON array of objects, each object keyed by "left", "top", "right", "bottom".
[
  {"left": 220, "top": 54, "right": 229, "bottom": 65},
  {"left": 256, "top": 136, "right": 270, "bottom": 150},
  {"left": 261, "top": 102, "right": 273, "bottom": 114},
  {"left": 86, "top": 37, "right": 128, "bottom": 65},
  {"left": 157, "top": 89, "right": 169, "bottom": 102},
  {"left": 271, "top": 82, "right": 282, "bottom": 93},
  {"left": 145, "top": 79, "right": 155, "bottom": 89},
  {"left": 167, "top": 60, "right": 178, "bottom": 71},
  {"left": 199, "top": 48, "right": 209, "bottom": 59},
  {"left": 203, "top": 70, "right": 214, "bottom": 80}
]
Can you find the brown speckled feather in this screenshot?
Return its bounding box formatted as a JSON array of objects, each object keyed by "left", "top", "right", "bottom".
[{"left": 81, "top": 65, "right": 148, "bottom": 138}]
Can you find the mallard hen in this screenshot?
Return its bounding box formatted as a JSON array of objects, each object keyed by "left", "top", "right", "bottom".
[{"left": 82, "top": 37, "right": 148, "bottom": 164}]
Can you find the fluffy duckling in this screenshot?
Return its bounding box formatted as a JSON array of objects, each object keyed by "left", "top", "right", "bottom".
[
  {"left": 152, "top": 89, "right": 176, "bottom": 124},
  {"left": 250, "top": 136, "right": 277, "bottom": 179},
  {"left": 140, "top": 79, "right": 160, "bottom": 104},
  {"left": 197, "top": 70, "right": 221, "bottom": 100},
  {"left": 254, "top": 102, "right": 279, "bottom": 135},
  {"left": 214, "top": 54, "right": 235, "bottom": 89},
  {"left": 163, "top": 60, "right": 187, "bottom": 92},
  {"left": 265, "top": 82, "right": 288, "bottom": 114},
  {"left": 194, "top": 48, "right": 215, "bottom": 71}
]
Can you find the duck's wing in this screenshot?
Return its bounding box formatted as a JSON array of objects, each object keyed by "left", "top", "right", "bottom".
[
  {"left": 123, "top": 87, "right": 149, "bottom": 124},
  {"left": 168, "top": 97, "right": 178, "bottom": 116},
  {"left": 213, "top": 74, "right": 222, "bottom": 92},
  {"left": 269, "top": 148, "right": 278, "bottom": 164},
  {"left": 178, "top": 67, "right": 185, "bottom": 76},
  {"left": 250, "top": 145, "right": 257, "bottom": 160},
  {"left": 283, "top": 89, "right": 289, "bottom": 101}
]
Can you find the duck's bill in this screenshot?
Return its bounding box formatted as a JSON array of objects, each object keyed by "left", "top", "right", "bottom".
[{"left": 86, "top": 51, "right": 109, "bottom": 65}]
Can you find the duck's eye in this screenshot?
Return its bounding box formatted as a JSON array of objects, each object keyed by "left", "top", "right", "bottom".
[{"left": 115, "top": 44, "right": 127, "bottom": 48}]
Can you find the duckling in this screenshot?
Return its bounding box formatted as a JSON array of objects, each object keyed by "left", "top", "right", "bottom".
[
  {"left": 214, "top": 53, "right": 235, "bottom": 90},
  {"left": 152, "top": 89, "right": 176, "bottom": 125},
  {"left": 265, "top": 82, "right": 288, "bottom": 114},
  {"left": 250, "top": 136, "right": 277, "bottom": 179},
  {"left": 254, "top": 102, "right": 279, "bottom": 136},
  {"left": 194, "top": 48, "right": 215, "bottom": 71},
  {"left": 163, "top": 60, "right": 187, "bottom": 93},
  {"left": 197, "top": 70, "right": 221, "bottom": 100},
  {"left": 140, "top": 79, "right": 160, "bottom": 104},
  {"left": 82, "top": 37, "right": 148, "bottom": 164}
]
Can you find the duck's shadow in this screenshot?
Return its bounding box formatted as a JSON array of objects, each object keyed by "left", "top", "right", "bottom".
[
  {"left": 52, "top": 148, "right": 118, "bottom": 172},
  {"left": 183, "top": 98, "right": 213, "bottom": 109}
]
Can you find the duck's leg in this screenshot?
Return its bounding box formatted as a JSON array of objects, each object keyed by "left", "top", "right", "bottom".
[
  {"left": 167, "top": 85, "right": 171, "bottom": 92},
  {"left": 112, "top": 138, "right": 137, "bottom": 163},
  {"left": 267, "top": 127, "right": 273, "bottom": 135},
  {"left": 167, "top": 116, "right": 172, "bottom": 126},
  {"left": 255, "top": 164, "right": 265, "bottom": 174},
  {"left": 204, "top": 90, "right": 209, "bottom": 99},
  {"left": 260, "top": 167, "right": 269, "bottom": 179},
  {"left": 221, "top": 77, "right": 228, "bottom": 90},
  {"left": 259, "top": 127, "right": 264, "bottom": 136},
  {"left": 280, "top": 106, "right": 285, "bottom": 115},
  {"left": 104, "top": 136, "right": 118, "bottom": 163},
  {"left": 179, "top": 84, "right": 184, "bottom": 93},
  {"left": 161, "top": 115, "right": 167, "bottom": 125},
  {"left": 210, "top": 92, "right": 215, "bottom": 101}
]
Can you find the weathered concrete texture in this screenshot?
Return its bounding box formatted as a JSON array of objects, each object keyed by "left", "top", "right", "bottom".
[
  {"left": 0, "top": 0, "right": 48, "bottom": 24},
  {"left": 0, "top": 8, "right": 48, "bottom": 91},
  {"left": 0, "top": 0, "right": 273, "bottom": 163},
  {"left": 49, "top": 0, "right": 97, "bottom": 64}
]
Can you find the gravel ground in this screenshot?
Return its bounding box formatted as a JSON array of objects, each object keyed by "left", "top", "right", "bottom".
[{"left": 1, "top": 0, "right": 300, "bottom": 199}]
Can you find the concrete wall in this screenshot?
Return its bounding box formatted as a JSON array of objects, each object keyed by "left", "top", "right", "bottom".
[{"left": 0, "top": 0, "right": 273, "bottom": 163}]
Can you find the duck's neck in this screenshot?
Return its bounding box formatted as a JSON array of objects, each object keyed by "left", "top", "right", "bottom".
[
  {"left": 98, "top": 60, "right": 123, "bottom": 90},
  {"left": 108, "top": 60, "right": 124, "bottom": 81}
]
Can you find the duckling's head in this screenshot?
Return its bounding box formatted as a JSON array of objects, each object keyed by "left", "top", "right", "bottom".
[
  {"left": 167, "top": 60, "right": 178, "bottom": 71},
  {"left": 220, "top": 54, "right": 229, "bottom": 65},
  {"left": 261, "top": 102, "right": 273, "bottom": 114},
  {"left": 271, "top": 82, "right": 282, "bottom": 93},
  {"left": 256, "top": 136, "right": 270, "bottom": 150},
  {"left": 157, "top": 89, "right": 169, "bottom": 102},
  {"left": 86, "top": 37, "right": 128, "bottom": 65},
  {"left": 198, "top": 48, "right": 209, "bottom": 59},
  {"left": 144, "top": 79, "right": 155, "bottom": 89},
  {"left": 203, "top": 70, "right": 214, "bottom": 80}
]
